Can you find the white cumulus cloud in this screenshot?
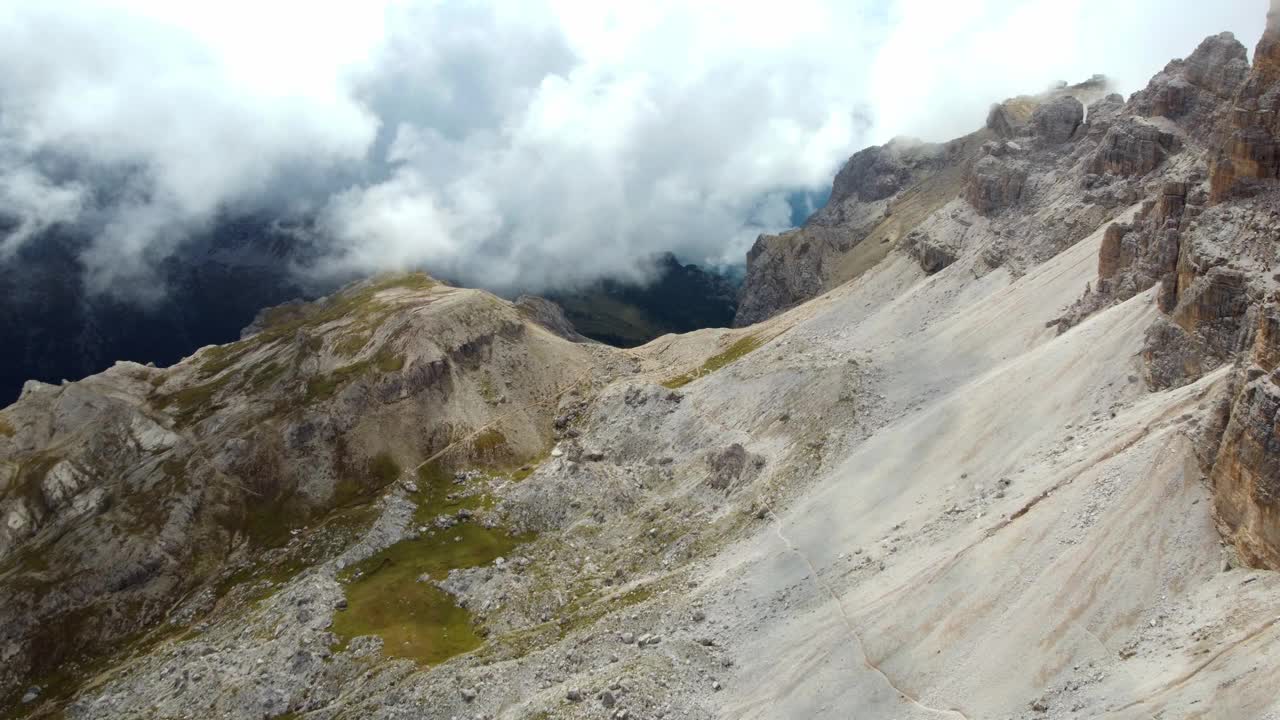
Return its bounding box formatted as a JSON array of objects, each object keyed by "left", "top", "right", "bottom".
[{"left": 0, "top": 0, "right": 1266, "bottom": 296}]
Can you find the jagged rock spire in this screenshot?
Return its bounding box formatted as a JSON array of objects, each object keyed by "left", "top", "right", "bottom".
[{"left": 1208, "top": 1, "right": 1280, "bottom": 201}]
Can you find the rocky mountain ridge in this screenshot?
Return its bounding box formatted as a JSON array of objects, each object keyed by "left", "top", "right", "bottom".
[{"left": 8, "top": 6, "right": 1280, "bottom": 719}]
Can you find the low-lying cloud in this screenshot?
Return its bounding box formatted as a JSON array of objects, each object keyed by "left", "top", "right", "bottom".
[{"left": 0, "top": 0, "right": 1266, "bottom": 297}]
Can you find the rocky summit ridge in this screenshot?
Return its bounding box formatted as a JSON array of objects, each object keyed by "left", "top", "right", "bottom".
[{"left": 10, "top": 6, "right": 1280, "bottom": 719}]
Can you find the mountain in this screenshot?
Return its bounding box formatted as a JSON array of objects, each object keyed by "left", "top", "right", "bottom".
[
  {"left": 0, "top": 225, "right": 739, "bottom": 406},
  {"left": 9, "top": 8, "right": 1280, "bottom": 719},
  {"left": 0, "top": 215, "right": 324, "bottom": 406},
  {"left": 733, "top": 73, "right": 1114, "bottom": 326},
  {"left": 548, "top": 253, "right": 739, "bottom": 346}
]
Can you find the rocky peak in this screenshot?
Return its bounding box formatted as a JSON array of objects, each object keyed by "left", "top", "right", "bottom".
[
  {"left": 826, "top": 139, "right": 941, "bottom": 206},
  {"left": 1126, "top": 32, "right": 1247, "bottom": 139},
  {"left": 1183, "top": 32, "right": 1250, "bottom": 96},
  {"left": 1210, "top": 0, "right": 1280, "bottom": 202}
]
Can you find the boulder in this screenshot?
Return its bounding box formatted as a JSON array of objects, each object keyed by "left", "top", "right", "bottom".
[{"left": 902, "top": 230, "right": 958, "bottom": 275}]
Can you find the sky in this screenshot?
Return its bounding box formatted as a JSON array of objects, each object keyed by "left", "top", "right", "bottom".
[{"left": 0, "top": 1, "right": 1267, "bottom": 297}]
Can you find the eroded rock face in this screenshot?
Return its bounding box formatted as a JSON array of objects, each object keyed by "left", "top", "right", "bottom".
[
  {"left": 1253, "top": 306, "right": 1280, "bottom": 372},
  {"left": 1212, "top": 375, "right": 1280, "bottom": 569},
  {"left": 734, "top": 76, "right": 1113, "bottom": 327},
  {"left": 828, "top": 143, "right": 937, "bottom": 206},
  {"left": 734, "top": 229, "right": 836, "bottom": 326},
  {"left": 964, "top": 152, "right": 1027, "bottom": 215},
  {"left": 514, "top": 295, "right": 588, "bottom": 342},
  {"left": 1088, "top": 119, "right": 1181, "bottom": 177},
  {"left": 1030, "top": 95, "right": 1084, "bottom": 145},
  {"left": 1210, "top": 6, "right": 1280, "bottom": 202},
  {"left": 902, "top": 230, "right": 957, "bottom": 274},
  {"left": 1131, "top": 32, "right": 1249, "bottom": 124}
]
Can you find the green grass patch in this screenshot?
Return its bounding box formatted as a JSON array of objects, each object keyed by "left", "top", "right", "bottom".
[
  {"left": 0, "top": 453, "right": 61, "bottom": 506},
  {"left": 370, "top": 452, "right": 401, "bottom": 485},
  {"left": 470, "top": 428, "right": 507, "bottom": 454},
  {"left": 216, "top": 503, "right": 379, "bottom": 603},
  {"left": 334, "top": 332, "right": 371, "bottom": 358},
  {"left": 198, "top": 341, "right": 256, "bottom": 379},
  {"left": 304, "top": 349, "right": 406, "bottom": 403},
  {"left": 557, "top": 584, "right": 655, "bottom": 637},
  {"left": 247, "top": 361, "right": 287, "bottom": 393},
  {"left": 411, "top": 460, "right": 492, "bottom": 525},
  {"left": 662, "top": 334, "right": 764, "bottom": 389},
  {"left": 240, "top": 492, "right": 305, "bottom": 549},
  {"left": 254, "top": 273, "right": 437, "bottom": 345},
  {"left": 154, "top": 373, "right": 236, "bottom": 426},
  {"left": 331, "top": 522, "right": 533, "bottom": 665},
  {"left": 375, "top": 351, "right": 405, "bottom": 373},
  {"left": 304, "top": 375, "right": 341, "bottom": 402}
]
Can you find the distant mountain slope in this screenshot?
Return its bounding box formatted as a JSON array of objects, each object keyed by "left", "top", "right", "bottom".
[
  {"left": 0, "top": 233, "right": 738, "bottom": 405},
  {"left": 0, "top": 216, "right": 323, "bottom": 405},
  {"left": 548, "top": 253, "right": 739, "bottom": 346}
]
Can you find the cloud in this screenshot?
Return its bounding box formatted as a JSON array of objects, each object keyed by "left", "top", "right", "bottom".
[
  {"left": 0, "top": 0, "right": 1267, "bottom": 297},
  {"left": 0, "top": 1, "right": 383, "bottom": 293},
  {"left": 866, "top": 0, "right": 1266, "bottom": 144}
]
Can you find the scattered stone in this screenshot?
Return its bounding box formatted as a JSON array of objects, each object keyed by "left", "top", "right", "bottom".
[
  {"left": 566, "top": 688, "right": 582, "bottom": 702},
  {"left": 461, "top": 688, "right": 477, "bottom": 703},
  {"left": 601, "top": 690, "right": 617, "bottom": 708}
]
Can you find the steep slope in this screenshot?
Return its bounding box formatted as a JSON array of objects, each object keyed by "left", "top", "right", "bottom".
[{"left": 10, "top": 10, "right": 1280, "bottom": 720}]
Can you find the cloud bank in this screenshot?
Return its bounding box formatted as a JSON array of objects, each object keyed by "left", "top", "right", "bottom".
[{"left": 0, "top": 0, "right": 1266, "bottom": 296}]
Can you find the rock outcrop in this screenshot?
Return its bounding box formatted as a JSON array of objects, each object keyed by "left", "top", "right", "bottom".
[
  {"left": 1088, "top": 118, "right": 1181, "bottom": 177},
  {"left": 735, "top": 77, "right": 1111, "bottom": 326},
  {"left": 734, "top": 139, "right": 953, "bottom": 325},
  {"left": 515, "top": 295, "right": 589, "bottom": 342},
  {"left": 1053, "top": 7, "right": 1280, "bottom": 570},
  {"left": 963, "top": 151, "right": 1028, "bottom": 215},
  {"left": 1210, "top": 4, "right": 1280, "bottom": 201},
  {"left": 1030, "top": 95, "right": 1084, "bottom": 145},
  {"left": 1130, "top": 31, "right": 1249, "bottom": 127}
]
